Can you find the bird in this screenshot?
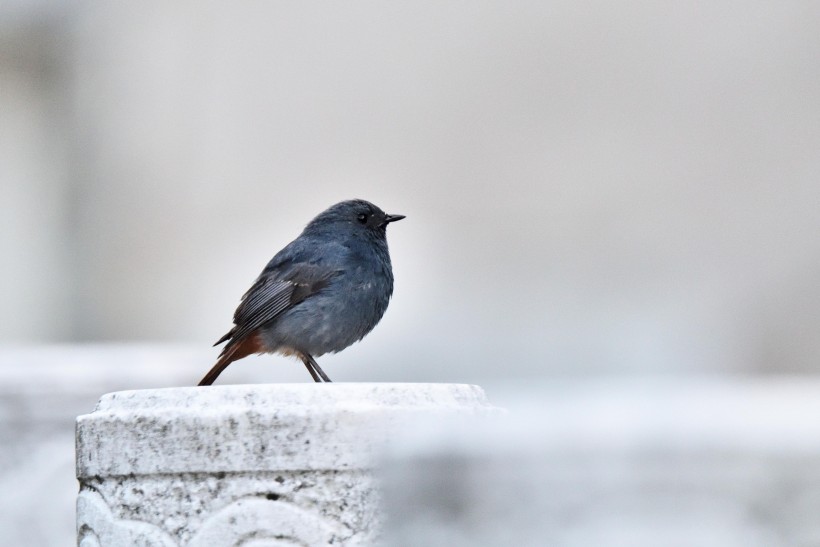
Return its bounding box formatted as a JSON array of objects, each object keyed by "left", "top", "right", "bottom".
[{"left": 198, "top": 199, "right": 404, "bottom": 386}]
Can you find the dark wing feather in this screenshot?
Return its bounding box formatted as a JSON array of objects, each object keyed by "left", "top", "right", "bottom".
[
  {"left": 215, "top": 262, "right": 339, "bottom": 349},
  {"left": 227, "top": 279, "right": 295, "bottom": 343}
]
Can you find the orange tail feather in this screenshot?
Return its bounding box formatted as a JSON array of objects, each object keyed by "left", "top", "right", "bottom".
[{"left": 197, "top": 333, "right": 264, "bottom": 386}]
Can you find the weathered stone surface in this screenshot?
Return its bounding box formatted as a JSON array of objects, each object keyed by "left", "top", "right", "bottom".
[
  {"left": 76, "top": 383, "right": 492, "bottom": 546},
  {"left": 0, "top": 345, "right": 214, "bottom": 547}
]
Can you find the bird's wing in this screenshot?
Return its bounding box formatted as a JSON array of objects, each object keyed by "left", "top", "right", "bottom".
[{"left": 216, "top": 261, "right": 339, "bottom": 347}]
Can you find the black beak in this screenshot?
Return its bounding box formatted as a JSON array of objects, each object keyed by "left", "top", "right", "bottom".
[{"left": 383, "top": 214, "right": 406, "bottom": 224}]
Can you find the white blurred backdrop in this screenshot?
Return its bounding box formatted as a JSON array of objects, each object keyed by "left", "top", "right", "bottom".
[
  {"left": 3, "top": 1, "right": 820, "bottom": 380},
  {"left": 4, "top": 1, "right": 820, "bottom": 383},
  {"left": 2, "top": 1, "right": 820, "bottom": 544}
]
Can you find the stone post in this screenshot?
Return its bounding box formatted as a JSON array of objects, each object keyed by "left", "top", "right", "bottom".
[{"left": 75, "top": 383, "right": 492, "bottom": 546}]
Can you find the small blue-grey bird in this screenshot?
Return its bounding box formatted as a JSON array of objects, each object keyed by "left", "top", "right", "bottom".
[{"left": 198, "top": 199, "right": 404, "bottom": 385}]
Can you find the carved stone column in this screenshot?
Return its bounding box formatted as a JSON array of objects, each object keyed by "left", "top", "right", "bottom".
[{"left": 76, "top": 383, "right": 492, "bottom": 546}]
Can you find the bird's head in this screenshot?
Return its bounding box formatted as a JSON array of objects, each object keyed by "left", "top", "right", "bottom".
[{"left": 305, "top": 199, "right": 405, "bottom": 238}]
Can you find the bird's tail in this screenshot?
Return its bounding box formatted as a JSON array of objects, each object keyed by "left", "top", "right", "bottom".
[{"left": 197, "top": 333, "right": 264, "bottom": 386}]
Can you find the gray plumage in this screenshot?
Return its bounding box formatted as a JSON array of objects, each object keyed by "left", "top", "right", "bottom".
[{"left": 198, "top": 199, "right": 404, "bottom": 385}]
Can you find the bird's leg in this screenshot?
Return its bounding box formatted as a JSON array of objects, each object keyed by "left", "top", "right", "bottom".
[
  {"left": 300, "top": 356, "right": 322, "bottom": 382},
  {"left": 296, "top": 351, "right": 331, "bottom": 382},
  {"left": 304, "top": 353, "right": 332, "bottom": 383}
]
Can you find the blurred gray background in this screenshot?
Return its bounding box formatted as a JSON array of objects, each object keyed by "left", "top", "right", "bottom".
[
  {"left": 3, "top": 1, "right": 820, "bottom": 383},
  {"left": 1, "top": 1, "right": 820, "bottom": 544}
]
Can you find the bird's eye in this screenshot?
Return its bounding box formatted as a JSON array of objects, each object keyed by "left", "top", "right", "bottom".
[{"left": 357, "top": 213, "right": 368, "bottom": 224}]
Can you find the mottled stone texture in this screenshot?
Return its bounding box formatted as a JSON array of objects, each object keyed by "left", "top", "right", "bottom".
[{"left": 76, "top": 383, "right": 492, "bottom": 546}]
